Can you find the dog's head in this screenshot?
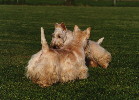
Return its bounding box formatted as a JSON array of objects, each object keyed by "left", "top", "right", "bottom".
[
  {"left": 73, "top": 25, "right": 91, "bottom": 48},
  {"left": 50, "top": 22, "right": 67, "bottom": 49}
]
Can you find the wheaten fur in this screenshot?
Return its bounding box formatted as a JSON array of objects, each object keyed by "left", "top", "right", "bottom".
[
  {"left": 85, "top": 40, "right": 111, "bottom": 68},
  {"left": 26, "top": 26, "right": 90, "bottom": 87},
  {"left": 50, "top": 23, "right": 111, "bottom": 68}
]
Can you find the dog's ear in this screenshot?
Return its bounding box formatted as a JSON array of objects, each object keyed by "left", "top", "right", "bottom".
[
  {"left": 74, "top": 25, "right": 80, "bottom": 32},
  {"left": 84, "top": 27, "right": 91, "bottom": 39},
  {"left": 61, "top": 22, "right": 67, "bottom": 31}
]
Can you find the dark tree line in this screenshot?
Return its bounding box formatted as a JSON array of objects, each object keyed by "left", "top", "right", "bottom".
[
  {"left": 0, "top": 0, "right": 117, "bottom": 6},
  {"left": 0, "top": 0, "right": 74, "bottom": 5},
  {"left": 1, "top": 0, "right": 26, "bottom": 4},
  {"left": 65, "top": 0, "right": 75, "bottom": 5}
]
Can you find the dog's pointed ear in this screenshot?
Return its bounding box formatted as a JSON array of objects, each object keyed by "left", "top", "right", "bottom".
[
  {"left": 74, "top": 25, "right": 80, "bottom": 32},
  {"left": 55, "top": 23, "right": 59, "bottom": 28},
  {"left": 84, "top": 27, "right": 91, "bottom": 39},
  {"left": 61, "top": 22, "right": 67, "bottom": 31}
]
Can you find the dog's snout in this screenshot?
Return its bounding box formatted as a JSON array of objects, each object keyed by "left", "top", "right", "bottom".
[
  {"left": 52, "top": 45, "right": 56, "bottom": 49},
  {"left": 50, "top": 43, "right": 60, "bottom": 49}
]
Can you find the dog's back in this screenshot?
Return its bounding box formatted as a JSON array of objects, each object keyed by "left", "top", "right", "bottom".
[{"left": 86, "top": 40, "right": 111, "bottom": 68}]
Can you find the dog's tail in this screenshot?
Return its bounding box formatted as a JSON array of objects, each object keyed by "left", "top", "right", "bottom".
[
  {"left": 41, "top": 27, "right": 49, "bottom": 51},
  {"left": 97, "top": 37, "right": 104, "bottom": 44}
]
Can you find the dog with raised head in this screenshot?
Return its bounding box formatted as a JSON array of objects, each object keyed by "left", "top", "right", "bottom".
[
  {"left": 50, "top": 23, "right": 111, "bottom": 68},
  {"left": 51, "top": 22, "right": 73, "bottom": 49},
  {"left": 26, "top": 25, "right": 91, "bottom": 87}
]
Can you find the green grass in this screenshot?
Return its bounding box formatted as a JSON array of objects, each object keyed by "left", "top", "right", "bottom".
[{"left": 0, "top": 5, "right": 139, "bottom": 99}]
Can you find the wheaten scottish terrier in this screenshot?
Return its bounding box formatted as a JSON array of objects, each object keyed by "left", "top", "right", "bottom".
[
  {"left": 50, "top": 23, "right": 111, "bottom": 68},
  {"left": 26, "top": 25, "right": 91, "bottom": 87}
]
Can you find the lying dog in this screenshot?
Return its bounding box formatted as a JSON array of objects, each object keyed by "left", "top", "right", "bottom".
[
  {"left": 50, "top": 23, "right": 111, "bottom": 68},
  {"left": 26, "top": 25, "right": 91, "bottom": 87}
]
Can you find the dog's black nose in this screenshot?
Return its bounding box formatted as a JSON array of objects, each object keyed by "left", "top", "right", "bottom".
[
  {"left": 53, "top": 45, "right": 57, "bottom": 49},
  {"left": 51, "top": 45, "right": 60, "bottom": 49},
  {"left": 50, "top": 43, "right": 60, "bottom": 49}
]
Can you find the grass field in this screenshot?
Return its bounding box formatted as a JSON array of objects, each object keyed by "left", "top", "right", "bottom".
[{"left": 0, "top": 5, "right": 139, "bottom": 99}]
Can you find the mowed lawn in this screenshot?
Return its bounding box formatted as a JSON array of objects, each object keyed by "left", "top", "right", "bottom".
[{"left": 0, "top": 5, "right": 139, "bottom": 99}]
